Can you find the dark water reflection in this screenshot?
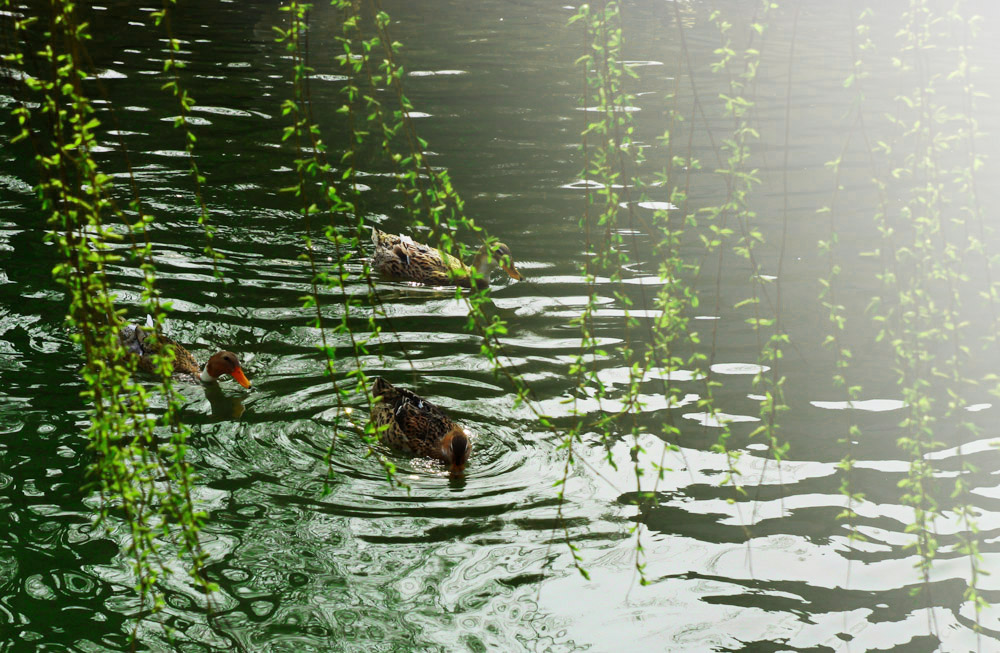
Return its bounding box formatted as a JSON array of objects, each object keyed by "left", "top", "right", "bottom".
[{"left": 3, "top": 0, "right": 1000, "bottom": 650}]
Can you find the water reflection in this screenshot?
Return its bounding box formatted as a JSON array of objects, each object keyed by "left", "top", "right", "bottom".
[{"left": 203, "top": 382, "right": 247, "bottom": 421}]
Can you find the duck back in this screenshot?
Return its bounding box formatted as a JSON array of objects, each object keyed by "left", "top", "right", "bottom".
[
  {"left": 119, "top": 317, "right": 200, "bottom": 378},
  {"left": 370, "top": 227, "right": 474, "bottom": 287},
  {"left": 371, "top": 377, "right": 464, "bottom": 460}
]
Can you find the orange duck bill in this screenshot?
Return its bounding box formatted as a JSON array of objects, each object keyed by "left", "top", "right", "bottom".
[
  {"left": 502, "top": 264, "right": 523, "bottom": 281},
  {"left": 230, "top": 366, "right": 252, "bottom": 389}
]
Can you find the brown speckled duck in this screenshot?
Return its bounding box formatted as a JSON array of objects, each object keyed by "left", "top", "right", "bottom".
[
  {"left": 119, "top": 315, "right": 252, "bottom": 389},
  {"left": 371, "top": 226, "right": 522, "bottom": 289},
  {"left": 371, "top": 377, "right": 471, "bottom": 475}
]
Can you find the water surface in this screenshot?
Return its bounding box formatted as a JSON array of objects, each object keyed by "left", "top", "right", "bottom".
[{"left": 2, "top": 1, "right": 1000, "bottom": 651}]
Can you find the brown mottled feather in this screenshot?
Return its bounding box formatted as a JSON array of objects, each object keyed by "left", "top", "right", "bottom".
[
  {"left": 370, "top": 227, "right": 521, "bottom": 289},
  {"left": 371, "top": 377, "right": 471, "bottom": 474},
  {"left": 120, "top": 317, "right": 200, "bottom": 377}
]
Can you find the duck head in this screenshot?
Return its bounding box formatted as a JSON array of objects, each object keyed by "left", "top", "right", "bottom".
[
  {"left": 440, "top": 426, "right": 471, "bottom": 476},
  {"left": 201, "top": 351, "right": 252, "bottom": 388},
  {"left": 472, "top": 242, "right": 522, "bottom": 283}
]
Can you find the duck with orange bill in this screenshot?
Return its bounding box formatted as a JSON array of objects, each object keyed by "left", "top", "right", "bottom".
[{"left": 119, "top": 315, "right": 252, "bottom": 389}]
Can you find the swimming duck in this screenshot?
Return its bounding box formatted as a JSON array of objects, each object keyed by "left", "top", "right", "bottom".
[
  {"left": 119, "top": 315, "right": 252, "bottom": 389},
  {"left": 371, "top": 226, "right": 522, "bottom": 289},
  {"left": 371, "top": 377, "right": 471, "bottom": 475}
]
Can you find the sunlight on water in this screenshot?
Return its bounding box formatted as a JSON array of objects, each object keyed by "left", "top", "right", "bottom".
[{"left": 810, "top": 399, "right": 907, "bottom": 412}]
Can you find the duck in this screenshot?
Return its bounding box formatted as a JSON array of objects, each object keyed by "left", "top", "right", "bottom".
[
  {"left": 370, "top": 377, "right": 471, "bottom": 475},
  {"left": 119, "top": 315, "right": 252, "bottom": 389},
  {"left": 371, "top": 226, "right": 522, "bottom": 289}
]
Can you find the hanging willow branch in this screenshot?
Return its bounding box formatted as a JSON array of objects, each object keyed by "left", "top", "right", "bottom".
[{"left": 2, "top": 0, "right": 220, "bottom": 642}]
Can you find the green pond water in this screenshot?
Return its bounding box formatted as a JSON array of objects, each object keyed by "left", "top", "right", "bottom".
[{"left": 3, "top": 1, "right": 1000, "bottom": 650}]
